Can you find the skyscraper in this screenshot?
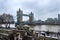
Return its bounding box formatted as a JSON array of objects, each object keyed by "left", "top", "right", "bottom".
[{"left": 58, "top": 14, "right": 60, "bottom": 24}]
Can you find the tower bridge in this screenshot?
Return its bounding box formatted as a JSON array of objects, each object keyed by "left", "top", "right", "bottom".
[{"left": 17, "top": 9, "right": 34, "bottom": 25}]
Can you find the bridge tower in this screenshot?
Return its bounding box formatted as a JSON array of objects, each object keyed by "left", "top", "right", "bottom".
[
  {"left": 29, "top": 12, "right": 34, "bottom": 23},
  {"left": 16, "top": 9, "right": 23, "bottom": 30},
  {"left": 17, "top": 9, "right": 23, "bottom": 23}
]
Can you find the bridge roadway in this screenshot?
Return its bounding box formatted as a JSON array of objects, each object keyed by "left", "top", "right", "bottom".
[{"left": 23, "top": 14, "right": 30, "bottom": 16}]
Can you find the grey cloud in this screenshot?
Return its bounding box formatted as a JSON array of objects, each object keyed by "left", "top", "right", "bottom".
[{"left": 0, "top": 0, "right": 60, "bottom": 20}]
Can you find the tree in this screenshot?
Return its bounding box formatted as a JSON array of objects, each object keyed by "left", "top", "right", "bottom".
[
  {"left": 0, "top": 13, "right": 14, "bottom": 28},
  {"left": 1, "top": 13, "right": 14, "bottom": 24}
]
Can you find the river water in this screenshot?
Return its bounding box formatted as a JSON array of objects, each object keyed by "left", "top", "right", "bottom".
[
  {"left": 31, "top": 25, "right": 60, "bottom": 32},
  {"left": 2, "top": 24, "right": 60, "bottom": 32}
]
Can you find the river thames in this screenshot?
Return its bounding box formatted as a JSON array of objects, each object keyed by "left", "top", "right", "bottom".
[
  {"left": 5, "top": 24, "right": 60, "bottom": 32},
  {"left": 31, "top": 25, "right": 60, "bottom": 32}
]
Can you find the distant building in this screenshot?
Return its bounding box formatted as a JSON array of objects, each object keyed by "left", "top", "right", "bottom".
[
  {"left": 45, "top": 18, "right": 55, "bottom": 24},
  {"left": 54, "top": 18, "right": 57, "bottom": 24},
  {"left": 58, "top": 14, "right": 60, "bottom": 24}
]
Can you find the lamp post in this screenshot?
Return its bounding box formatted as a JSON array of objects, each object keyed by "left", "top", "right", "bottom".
[{"left": 58, "top": 32, "right": 60, "bottom": 40}]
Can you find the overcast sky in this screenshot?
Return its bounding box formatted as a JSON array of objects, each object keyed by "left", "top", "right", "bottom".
[{"left": 0, "top": 0, "right": 60, "bottom": 21}]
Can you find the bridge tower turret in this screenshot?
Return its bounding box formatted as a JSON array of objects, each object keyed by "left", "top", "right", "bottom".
[{"left": 29, "top": 12, "right": 34, "bottom": 23}]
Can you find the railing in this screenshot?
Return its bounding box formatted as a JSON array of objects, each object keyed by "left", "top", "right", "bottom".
[{"left": 35, "top": 30, "right": 60, "bottom": 40}]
